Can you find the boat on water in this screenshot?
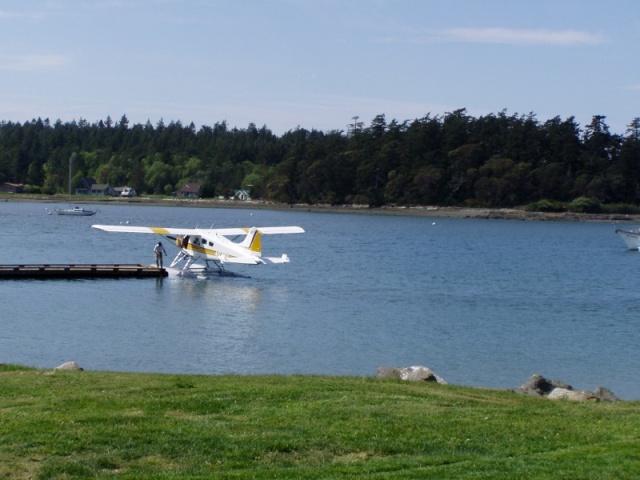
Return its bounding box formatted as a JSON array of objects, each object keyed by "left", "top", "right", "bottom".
[
  {"left": 615, "top": 227, "right": 640, "bottom": 250},
  {"left": 55, "top": 206, "right": 97, "bottom": 216},
  {"left": 55, "top": 153, "right": 98, "bottom": 217}
]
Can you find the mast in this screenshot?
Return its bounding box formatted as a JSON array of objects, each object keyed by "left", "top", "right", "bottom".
[{"left": 68, "top": 153, "right": 76, "bottom": 200}]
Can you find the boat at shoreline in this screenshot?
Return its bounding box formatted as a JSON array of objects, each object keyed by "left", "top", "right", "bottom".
[
  {"left": 615, "top": 227, "right": 640, "bottom": 250},
  {"left": 56, "top": 153, "right": 98, "bottom": 216}
]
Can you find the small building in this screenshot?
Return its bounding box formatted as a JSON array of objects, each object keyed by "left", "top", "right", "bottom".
[
  {"left": 178, "top": 183, "right": 201, "bottom": 198},
  {"left": 0, "top": 182, "right": 24, "bottom": 193},
  {"left": 75, "top": 177, "right": 95, "bottom": 195},
  {"left": 90, "top": 183, "right": 116, "bottom": 196},
  {"left": 233, "top": 189, "right": 251, "bottom": 201}
]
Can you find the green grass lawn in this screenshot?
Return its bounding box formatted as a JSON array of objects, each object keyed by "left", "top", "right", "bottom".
[{"left": 1, "top": 364, "right": 638, "bottom": 479}]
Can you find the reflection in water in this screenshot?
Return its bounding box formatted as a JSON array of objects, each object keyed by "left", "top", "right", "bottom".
[
  {"left": 162, "top": 275, "right": 264, "bottom": 313},
  {"left": 153, "top": 275, "right": 266, "bottom": 373}
]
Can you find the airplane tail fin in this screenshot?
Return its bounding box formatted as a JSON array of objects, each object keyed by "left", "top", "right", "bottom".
[{"left": 239, "top": 227, "right": 262, "bottom": 255}]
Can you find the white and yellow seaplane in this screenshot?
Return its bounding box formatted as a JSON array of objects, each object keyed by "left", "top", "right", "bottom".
[{"left": 92, "top": 223, "right": 304, "bottom": 277}]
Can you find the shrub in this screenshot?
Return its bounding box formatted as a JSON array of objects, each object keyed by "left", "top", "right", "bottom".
[
  {"left": 23, "top": 185, "right": 41, "bottom": 194},
  {"left": 601, "top": 203, "right": 640, "bottom": 214},
  {"left": 527, "top": 199, "right": 566, "bottom": 212},
  {"left": 568, "top": 196, "right": 601, "bottom": 213},
  {"left": 462, "top": 198, "right": 488, "bottom": 208}
]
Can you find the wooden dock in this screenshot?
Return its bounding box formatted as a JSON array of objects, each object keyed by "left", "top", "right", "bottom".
[{"left": 0, "top": 264, "right": 168, "bottom": 279}]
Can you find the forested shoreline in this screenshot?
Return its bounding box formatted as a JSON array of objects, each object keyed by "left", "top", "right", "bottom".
[{"left": 1, "top": 110, "right": 639, "bottom": 211}]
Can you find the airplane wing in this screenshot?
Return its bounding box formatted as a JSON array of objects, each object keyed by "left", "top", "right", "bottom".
[
  {"left": 92, "top": 225, "right": 305, "bottom": 235},
  {"left": 202, "top": 226, "right": 305, "bottom": 236},
  {"left": 92, "top": 225, "right": 198, "bottom": 235}
]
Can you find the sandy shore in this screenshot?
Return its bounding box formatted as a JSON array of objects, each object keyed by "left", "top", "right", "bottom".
[
  {"left": 271, "top": 204, "right": 638, "bottom": 223},
  {"left": 7, "top": 195, "right": 640, "bottom": 223}
]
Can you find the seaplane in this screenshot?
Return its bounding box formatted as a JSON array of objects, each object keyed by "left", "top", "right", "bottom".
[{"left": 91, "top": 223, "right": 305, "bottom": 278}]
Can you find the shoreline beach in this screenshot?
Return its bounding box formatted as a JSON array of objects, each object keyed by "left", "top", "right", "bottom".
[{"left": 4, "top": 194, "right": 640, "bottom": 223}]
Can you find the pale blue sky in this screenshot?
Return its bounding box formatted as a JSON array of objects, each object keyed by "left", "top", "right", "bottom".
[{"left": 1, "top": 0, "right": 638, "bottom": 135}]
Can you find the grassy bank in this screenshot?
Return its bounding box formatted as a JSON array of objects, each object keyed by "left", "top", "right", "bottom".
[{"left": 1, "top": 366, "right": 638, "bottom": 478}]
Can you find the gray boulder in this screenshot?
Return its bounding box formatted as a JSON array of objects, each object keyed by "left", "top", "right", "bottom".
[
  {"left": 515, "top": 374, "right": 572, "bottom": 397},
  {"left": 547, "top": 388, "right": 598, "bottom": 402},
  {"left": 515, "top": 374, "right": 619, "bottom": 402},
  {"left": 377, "top": 366, "right": 447, "bottom": 384},
  {"left": 594, "top": 387, "right": 620, "bottom": 403},
  {"left": 54, "top": 361, "right": 84, "bottom": 371}
]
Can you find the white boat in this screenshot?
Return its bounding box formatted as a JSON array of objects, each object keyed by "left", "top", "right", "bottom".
[
  {"left": 120, "top": 186, "right": 136, "bottom": 197},
  {"left": 55, "top": 206, "right": 97, "bottom": 216},
  {"left": 615, "top": 227, "right": 640, "bottom": 250},
  {"left": 55, "top": 153, "right": 98, "bottom": 216}
]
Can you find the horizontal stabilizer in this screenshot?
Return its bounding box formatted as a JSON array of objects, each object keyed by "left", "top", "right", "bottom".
[{"left": 263, "top": 254, "right": 290, "bottom": 264}]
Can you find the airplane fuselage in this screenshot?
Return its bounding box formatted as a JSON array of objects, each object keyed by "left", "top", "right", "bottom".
[{"left": 176, "top": 232, "right": 264, "bottom": 265}]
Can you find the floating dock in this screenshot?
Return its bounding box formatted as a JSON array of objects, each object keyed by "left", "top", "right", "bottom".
[{"left": 0, "top": 264, "right": 168, "bottom": 279}]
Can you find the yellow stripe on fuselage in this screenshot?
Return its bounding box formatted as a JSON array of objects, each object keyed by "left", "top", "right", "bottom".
[
  {"left": 187, "top": 244, "right": 207, "bottom": 254},
  {"left": 185, "top": 244, "right": 233, "bottom": 259}
]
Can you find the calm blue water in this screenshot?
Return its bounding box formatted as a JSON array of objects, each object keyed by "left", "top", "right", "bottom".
[{"left": 1, "top": 201, "right": 638, "bottom": 399}]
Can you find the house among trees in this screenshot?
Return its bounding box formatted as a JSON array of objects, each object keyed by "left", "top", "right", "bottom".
[
  {"left": 233, "top": 189, "right": 251, "bottom": 201},
  {"left": 0, "top": 182, "right": 24, "bottom": 193},
  {"left": 75, "top": 178, "right": 96, "bottom": 195},
  {"left": 90, "top": 184, "right": 116, "bottom": 196},
  {"left": 178, "top": 183, "right": 201, "bottom": 198}
]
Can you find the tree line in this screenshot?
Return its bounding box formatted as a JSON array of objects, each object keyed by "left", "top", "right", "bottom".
[{"left": 1, "top": 110, "right": 639, "bottom": 210}]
